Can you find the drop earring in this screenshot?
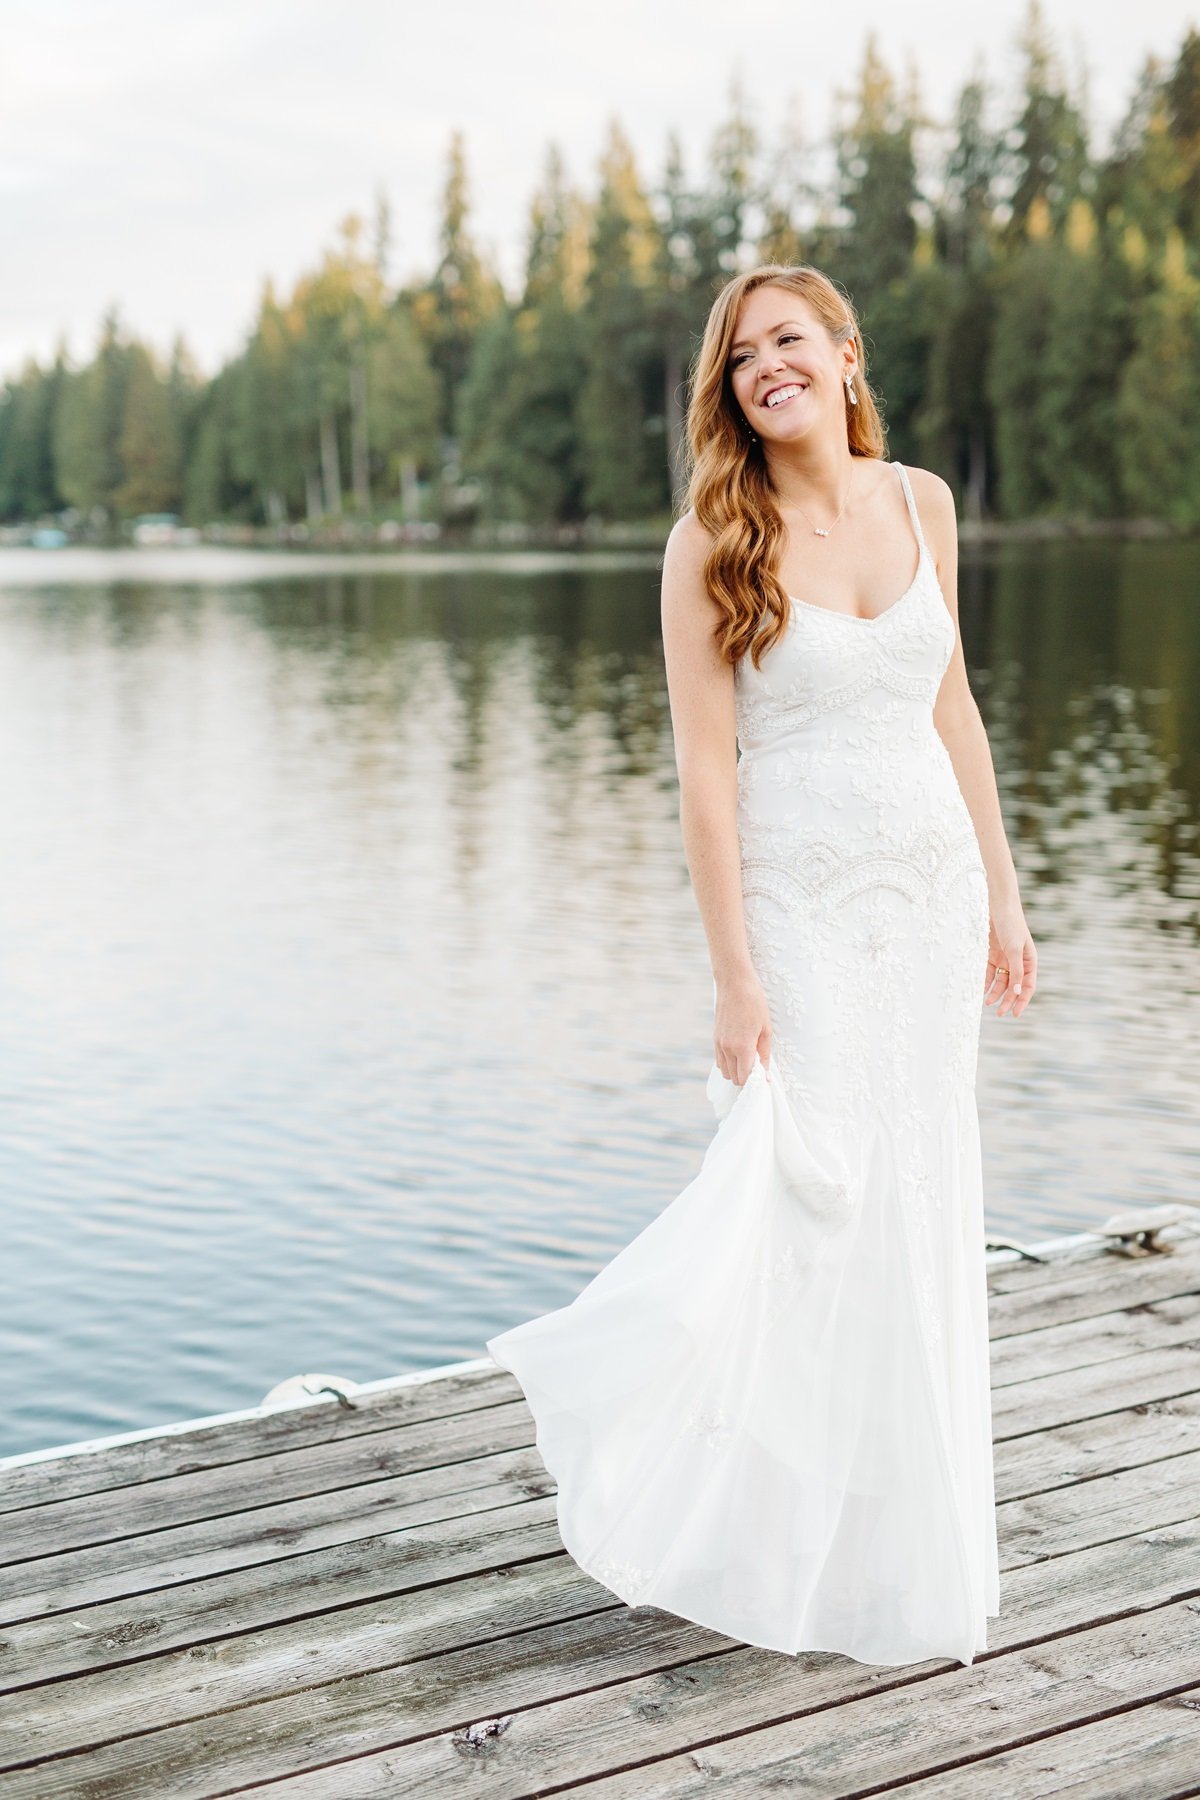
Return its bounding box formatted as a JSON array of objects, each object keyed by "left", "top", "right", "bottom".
[{"left": 845, "top": 372, "right": 859, "bottom": 407}]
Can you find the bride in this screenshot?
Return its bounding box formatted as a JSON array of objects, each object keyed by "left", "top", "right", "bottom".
[{"left": 488, "top": 262, "right": 1037, "bottom": 1669}]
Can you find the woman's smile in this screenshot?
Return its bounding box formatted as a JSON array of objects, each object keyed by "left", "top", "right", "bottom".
[{"left": 760, "top": 381, "right": 809, "bottom": 412}]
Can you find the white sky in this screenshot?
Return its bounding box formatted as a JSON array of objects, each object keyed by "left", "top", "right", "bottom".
[{"left": 1, "top": 0, "right": 1195, "bottom": 382}]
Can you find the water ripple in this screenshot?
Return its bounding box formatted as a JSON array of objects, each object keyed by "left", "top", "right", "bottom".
[{"left": 0, "top": 552, "right": 1196, "bottom": 1454}]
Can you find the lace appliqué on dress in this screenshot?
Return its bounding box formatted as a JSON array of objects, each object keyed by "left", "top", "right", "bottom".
[
  {"left": 685, "top": 1403, "right": 733, "bottom": 1450},
  {"left": 589, "top": 1556, "right": 653, "bottom": 1604},
  {"left": 733, "top": 472, "right": 990, "bottom": 1374}
]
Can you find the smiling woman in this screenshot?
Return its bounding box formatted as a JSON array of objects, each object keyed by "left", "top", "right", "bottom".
[
  {"left": 488, "top": 261, "right": 1038, "bottom": 1672},
  {"left": 707, "top": 277, "right": 893, "bottom": 637}
]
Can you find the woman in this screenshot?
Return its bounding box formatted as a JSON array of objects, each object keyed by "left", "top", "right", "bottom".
[{"left": 488, "top": 263, "right": 1037, "bottom": 1670}]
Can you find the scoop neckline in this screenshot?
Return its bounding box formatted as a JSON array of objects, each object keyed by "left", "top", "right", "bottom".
[{"left": 786, "top": 542, "right": 930, "bottom": 628}]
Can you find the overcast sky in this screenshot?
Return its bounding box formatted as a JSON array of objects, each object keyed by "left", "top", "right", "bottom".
[{"left": 1, "top": 0, "right": 1196, "bottom": 382}]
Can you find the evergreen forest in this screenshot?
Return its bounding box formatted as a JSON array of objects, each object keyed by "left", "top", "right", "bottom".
[{"left": 2, "top": 5, "right": 1199, "bottom": 535}]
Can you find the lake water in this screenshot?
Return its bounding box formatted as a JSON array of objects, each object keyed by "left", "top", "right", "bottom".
[{"left": 1, "top": 540, "right": 1197, "bottom": 1458}]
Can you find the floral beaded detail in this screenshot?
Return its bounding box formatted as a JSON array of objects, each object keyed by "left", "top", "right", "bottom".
[
  {"left": 589, "top": 1556, "right": 652, "bottom": 1604},
  {"left": 756, "top": 1240, "right": 810, "bottom": 1322},
  {"left": 733, "top": 462, "right": 990, "bottom": 1370},
  {"left": 685, "top": 1403, "right": 733, "bottom": 1450}
]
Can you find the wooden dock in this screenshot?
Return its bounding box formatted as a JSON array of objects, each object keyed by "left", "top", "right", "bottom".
[{"left": 2, "top": 1229, "right": 1199, "bottom": 1798}]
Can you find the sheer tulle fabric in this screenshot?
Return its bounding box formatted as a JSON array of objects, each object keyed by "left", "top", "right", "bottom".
[{"left": 487, "top": 1057, "right": 997, "bottom": 1667}]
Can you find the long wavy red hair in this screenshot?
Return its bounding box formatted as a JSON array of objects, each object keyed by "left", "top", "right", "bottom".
[{"left": 680, "top": 264, "right": 887, "bottom": 669}]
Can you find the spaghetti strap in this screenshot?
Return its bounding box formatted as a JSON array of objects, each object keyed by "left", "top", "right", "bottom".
[{"left": 894, "top": 461, "right": 927, "bottom": 558}]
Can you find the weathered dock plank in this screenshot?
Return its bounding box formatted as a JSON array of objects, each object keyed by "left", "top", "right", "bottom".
[
  {"left": 426, "top": 1602, "right": 1200, "bottom": 1800},
  {"left": 0, "top": 1397, "right": 541, "bottom": 1570},
  {"left": 4, "top": 1508, "right": 1199, "bottom": 1788},
  {"left": 995, "top": 1392, "right": 1200, "bottom": 1501},
  {"left": 882, "top": 1689, "right": 1200, "bottom": 1797},
  {"left": 990, "top": 1286, "right": 1200, "bottom": 1384},
  {"left": 986, "top": 1234, "right": 1200, "bottom": 1335},
  {"left": 0, "top": 1228, "right": 1196, "bottom": 1800},
  {"left": 0, "top": 1363, "right": 517, "bottom": 1514}
]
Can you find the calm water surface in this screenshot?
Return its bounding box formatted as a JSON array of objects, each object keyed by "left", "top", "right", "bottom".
[{"left": 1, "top": 541, "right": 1197, "bottom": 1456}]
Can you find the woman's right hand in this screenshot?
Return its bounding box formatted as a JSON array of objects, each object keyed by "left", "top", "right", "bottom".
[{"left": 714, "top": 967, "right": 772, "bottom": 1087}]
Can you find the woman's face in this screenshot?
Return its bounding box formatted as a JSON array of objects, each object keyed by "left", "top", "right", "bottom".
[{"left": 726, "top": 285, "right": 854, "bottom": 444}]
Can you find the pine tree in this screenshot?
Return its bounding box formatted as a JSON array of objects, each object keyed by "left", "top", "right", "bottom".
[
  {"left": 924, "top": 69, "right": 1003, "bottom": 514},
  {"left": 1164, "top": 29, "right": 1200, "bottom": 240},
  {"left": 1035, "top": 200, "right": 1131, "bottom": 518},
  {"left": 1001, "top": 0, "right": 1091, "bottom": 241},
  {"left": 368, "top": 302, "right": 440, "bottom": 507},
  {"left": 833, "top": 35, "right": 920, "bottom": 301},
  {"left": 0, "top": 352, "right": 68, "bottom": 521},
  {"left": 231, "top": 283, "right": 306, "bottom": 522},
  {"left": 116, "top": 342, "right": 182, "bottom": 516},
  {"left": 412, "top": 132, "right": 506, "bottom": 453},
  {"left": 986, "top": 209, "right": 1060, "bottom": 518},
  {"left": 1115, "top": 228, "right": 1200, "bottom": 523},
  {"left": 53, "top": 309, "right": 131, "bottom": 523},
  {"left": 459, "top": 145, "right": 588, "bottom": 523},
  {"left": 577, "top": 120, "right": 668, "bottom": 520},
  {"left": 1097, "top": 55, "right": 1180, "bottom": 253}
]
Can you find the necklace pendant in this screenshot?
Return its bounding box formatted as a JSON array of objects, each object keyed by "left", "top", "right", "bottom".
[{"left": 814, "top": 526, "right": 830, "bottom": 536}]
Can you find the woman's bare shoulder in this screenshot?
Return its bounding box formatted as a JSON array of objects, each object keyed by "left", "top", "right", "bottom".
[
  {"left": 661, "top": 510, "right": 722, "bottom": 623},
  {"left": 898, "top": 465, "right": 959, "bottom": 585},
  {"left": 661, "top": 512, "right": 729, "bottom": 685},
  {"left": 901, "top": 463, "right": 956, "bottom": 519},
  {"left": 663, "top": 507, "right": 716, "bottom": 574}
]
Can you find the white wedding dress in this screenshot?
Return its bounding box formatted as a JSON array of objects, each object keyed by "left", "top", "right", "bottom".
[{"left": 487, "top": 461, "right": 1000, "bottom": 1667}]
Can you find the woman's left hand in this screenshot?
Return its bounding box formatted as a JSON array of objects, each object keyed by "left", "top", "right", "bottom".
[{"left": 985, "top": 907, "right": 1037, "bottom": 1018}]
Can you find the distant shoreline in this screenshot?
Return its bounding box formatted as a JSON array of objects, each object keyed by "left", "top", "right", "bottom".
[
  {"left": 0, "top": 542, "right": 669, "bottom": 587},
  {"left": 0, "top": 511, "right": 1192, "bottom": 570},
  {"left": 0, "top": 515, "right": 1192, "bottom": 589}
]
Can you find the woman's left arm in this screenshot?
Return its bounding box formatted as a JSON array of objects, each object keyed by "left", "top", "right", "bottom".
[{"left": 917, "top": 469, "right": 1037, "bottom": 1020}]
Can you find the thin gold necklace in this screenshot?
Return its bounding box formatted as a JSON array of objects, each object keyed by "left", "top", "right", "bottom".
[{"left": 791, "top": 464, "right": 855, "bottom": 537}]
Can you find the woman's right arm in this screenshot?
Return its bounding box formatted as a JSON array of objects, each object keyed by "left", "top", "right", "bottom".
[{"left": 660, "top": 512, "right": 772, "bottom": 1085}]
